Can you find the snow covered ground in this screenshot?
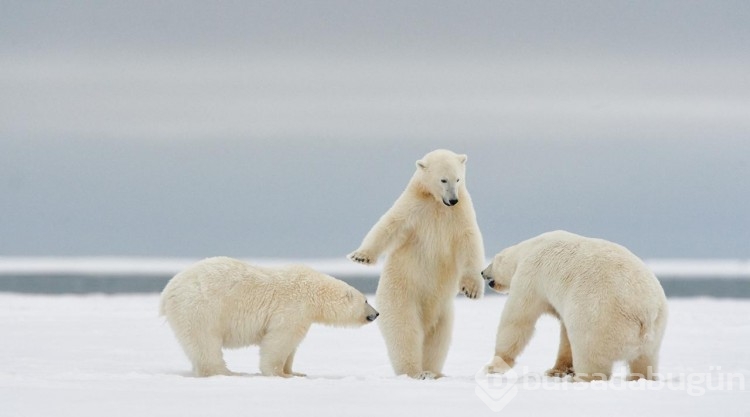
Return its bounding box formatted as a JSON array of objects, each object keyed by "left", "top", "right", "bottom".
[{"left": 1, "top": 294, "right": 748, "bottom": 417}]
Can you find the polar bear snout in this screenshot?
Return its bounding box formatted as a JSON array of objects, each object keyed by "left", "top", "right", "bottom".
[
  {"left": 442, "top": 187, "right": 458, "bottom": 207},
  {"left": 365, "top": 303, "right": 380, "bottom": 322},
  {"left": 443, "top": 197, "right": 459, "bottom": 206},
  {"left": 487, "top": 279, "right": 509, "bottom": 294},
  {"left": 481, "top": 265, "right": 492, "bottom": 281},
  {"left": 482, "top": 265, "right": 509, "bottom": 293}
]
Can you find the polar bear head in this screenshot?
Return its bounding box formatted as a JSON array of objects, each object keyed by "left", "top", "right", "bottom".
[
  {"left": 316, "top": 276, "right": 379, "bottom": 327},
  {"left": 481, "top": 249, "right": 518, "bottom": 294},
  {"left": 339, "top": 288, "right": 380, "bottom": 325},
  {"left": 414, "top": 149, "right": 468, "bottom": 207}
]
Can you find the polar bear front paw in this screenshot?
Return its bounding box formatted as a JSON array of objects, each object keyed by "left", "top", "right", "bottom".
[
  {"left": 485, "top": 356, "right": 514, "bottom": 374},
  {"left": 460, "top": 276, "right": 484, "bottom": 299},
  {"left": 348, "top": 250, "right": 375, "bottom": 265}
]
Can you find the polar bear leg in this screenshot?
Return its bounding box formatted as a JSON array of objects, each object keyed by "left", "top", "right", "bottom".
[
  {"left": 282, "top": 348, "right": 307, "bottom": 377},
  {"left": 571, "top": 347, "right": 612, "bottom": 381},
  {"left": 546, "top": 321, "right": 574, "bottom": 377},
  {"left": 629, "top": 304, "right": 666, "bottom": 380},
  {"left": 422, "top": 307, "right": 453, "bottom": 376},
  {"left": 259, "top": 328, "right": 308, "bottom": 377},
  {"left": 627, "top": 352, "right": 658, "bottom": 381},
  {"left": 488, "top": 295, "right": 541, "bottom": 372},
  {"left": 379, "top": 308, "right": 425, "bottom": 378},
  {"left": 628, "top": 335, "right": 661, "bottom": 381},
  {"left": 183, "top": 334, "right": 230, "bottom": 377}
]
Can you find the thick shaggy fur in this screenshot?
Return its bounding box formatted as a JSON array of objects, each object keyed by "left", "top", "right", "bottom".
[
  {"left": 482, "top": 230, "right": 668, "bottom": 381},
  {"left": 349, "top": 149, "right": 485, "bottom": 379},
  {"left": 160, "top": 257, "right": 378, "bottom": 377}
]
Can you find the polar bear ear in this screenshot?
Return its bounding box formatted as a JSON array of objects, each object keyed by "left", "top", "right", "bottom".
[
  {"left": 457, "top": 154, "right": 467, "bottom": 164},
  {"left": 416, "top": 159, "right": 427, "bottom": 170}
]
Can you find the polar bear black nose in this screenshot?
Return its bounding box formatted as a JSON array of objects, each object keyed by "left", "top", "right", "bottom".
[
  {"left": 448, "top": 198, "right": 458, "bottom": 206},
  {"left": 367, "top": 312, "right": 379, "bottom": 322}
]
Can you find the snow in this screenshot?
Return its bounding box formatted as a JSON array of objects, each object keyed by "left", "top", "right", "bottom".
[{"left": 1, "top": 294, "right": 748, "bottom": 417}]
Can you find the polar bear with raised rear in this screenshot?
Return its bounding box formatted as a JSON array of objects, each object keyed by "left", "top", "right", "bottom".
[
  {"left": 348, "top": 149, "right": 485, "bottom": 379},
  {"left": 160, "top": 257, "right": 379, "bottom": 377},
  {"left": 481, "top": 230, "right": 668, "bottom": 381}
]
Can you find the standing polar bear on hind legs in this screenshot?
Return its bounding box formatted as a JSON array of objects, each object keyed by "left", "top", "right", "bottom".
[
  {"left": 349, "top": 149, "right": 486, "bottom": 380},
  {"left": 481, "top": 230, "right": 668, "bottom": 381}
]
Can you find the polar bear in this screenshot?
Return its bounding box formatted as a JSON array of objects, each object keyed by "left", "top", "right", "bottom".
[
  {"left": 348, "top": 149, "right": 485, "bottom": 379},
  {"left": 160, "top": 257, "right": 379, "bottom": 377},
  {"left": 481, "top": 230, "right": 668, "bottom": 381}
]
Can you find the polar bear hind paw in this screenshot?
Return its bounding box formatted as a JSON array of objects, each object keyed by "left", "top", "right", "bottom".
[
  {"left": 545, "top": 366, "right": 574, "bottom": 378},
  {"left": 279, "top": 372, "right": 309, "bottom": 378},
  {"left": 411, "top": 371, "right": 438, "bottom": 380}
]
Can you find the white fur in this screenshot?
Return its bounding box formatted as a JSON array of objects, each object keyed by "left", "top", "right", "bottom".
[
  {"left": 160, "top": 257, "right": 378, "bottom": 377},
  {"left": 348, "top": 149, "right": 485, "bottom": 379},
  {"left": 482, "top": 230, "right": 668, "bottom": 381}
]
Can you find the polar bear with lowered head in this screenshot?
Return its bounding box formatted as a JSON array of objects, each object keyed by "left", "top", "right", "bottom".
[
  {"left": 160, "top": 257, "right": 379, "bottom": 377},
  {"left": 482, "top": 230, "right": 668, "bottom": 381},
  {"left": 349, "top": 149, "right": 485, "bottom": 379}
]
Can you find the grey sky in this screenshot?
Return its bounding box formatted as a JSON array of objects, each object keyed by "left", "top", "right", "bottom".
[{"left": 1, "top": 1, "right": 749, "bottom": 259}]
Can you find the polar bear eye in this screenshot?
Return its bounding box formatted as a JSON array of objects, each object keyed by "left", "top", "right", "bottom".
[
  {"left": 456, "top": 179, "right": 460, "bottom": 183},
  {"left": 440, "top": 179, "right": 447, "bottom": 183}
]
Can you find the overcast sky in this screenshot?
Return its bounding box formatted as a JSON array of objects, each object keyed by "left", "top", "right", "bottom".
[{"left": 1, "top": 1, "right": 749, "bottom": 259}]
